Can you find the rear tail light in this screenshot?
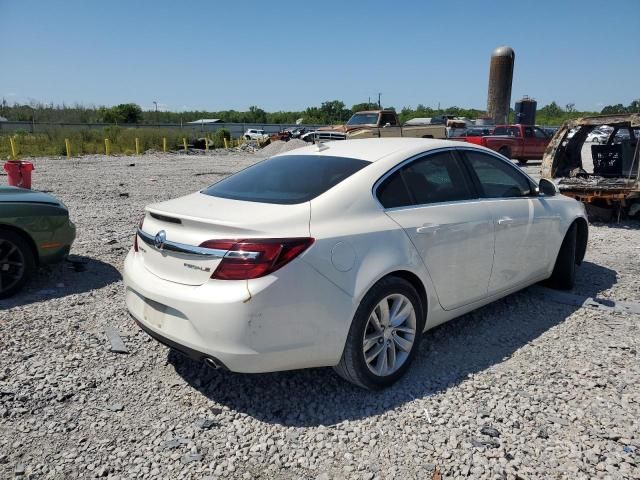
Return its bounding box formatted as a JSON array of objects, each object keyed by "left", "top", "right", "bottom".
[
  {"left": 133, "top": 216, "right": 145, "bottom": 252},
  {"left": 199, "top": 238, "right": 314, "bottom": 280}
]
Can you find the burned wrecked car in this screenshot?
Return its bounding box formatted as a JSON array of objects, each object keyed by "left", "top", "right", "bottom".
[{"left": 541, "top": 114, "right": 640, "bottom": 220}]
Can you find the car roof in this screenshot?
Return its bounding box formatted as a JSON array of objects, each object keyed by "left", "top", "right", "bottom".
[{"left": 276, "top": 138, "right": 468, "bottom": 163}]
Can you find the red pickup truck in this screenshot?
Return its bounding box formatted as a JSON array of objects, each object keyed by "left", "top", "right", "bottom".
[{"left": 464, "top": 124, "right": 551, "bottom": 164}]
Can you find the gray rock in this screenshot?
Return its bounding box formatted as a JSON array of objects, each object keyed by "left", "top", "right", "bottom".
[
  {"left": 180, "top": 453, "right": 203, "bottom": 464},
  {"left": 480, "top": 426, "right": 501, "bottom": 438},
  {"left": 194, "top": 418, "right": 218, "bottom": 430}
]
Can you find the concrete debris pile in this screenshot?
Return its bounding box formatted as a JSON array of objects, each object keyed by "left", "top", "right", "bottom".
[
  {"left": 259, "top": 139, "right": 307, "bottom": 156},
  {"left": 233, "top": 142, "right": 260, "bottom": 153}
]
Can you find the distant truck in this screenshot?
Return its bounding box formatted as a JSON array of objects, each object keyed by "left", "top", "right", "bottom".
[
  {"left": 305, "top": 110, "right": 446, "bottom": 142},
  {"left": 464, "top": 124, "right": 551, "bottom": 164}
]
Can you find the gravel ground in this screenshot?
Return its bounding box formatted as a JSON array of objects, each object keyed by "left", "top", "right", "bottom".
[{"left": 1, "top": 149, "right": 639, "bottom": 480}]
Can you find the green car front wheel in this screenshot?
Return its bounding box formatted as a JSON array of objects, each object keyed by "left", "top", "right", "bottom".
[{"left": 0, "top": 228, "right": 36, "bottom": 299}]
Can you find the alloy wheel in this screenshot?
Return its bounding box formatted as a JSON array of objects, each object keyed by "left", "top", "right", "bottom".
[
  {"left": 0, "top": 238, "right": 26, "bottom": 294},
  {"left": 362, "top": 293, "right": 416, "bottom": 376}
]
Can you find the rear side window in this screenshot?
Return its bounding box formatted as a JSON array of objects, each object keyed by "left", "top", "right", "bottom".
[
  {"left": 377, "top": 172, "right": 412, "bottom": 208},
  {"left": 465, "top": 151, "right": 532, "bottom": 198},
  {"left": 203, "top": 155, "right": 369, "bottom": 204},
  {"left": 376, "top": 150, "right": 475, "bottom": 208}
]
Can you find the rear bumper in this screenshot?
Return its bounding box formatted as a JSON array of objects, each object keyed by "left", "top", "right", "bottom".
[
  {"left": 39, "top": 218, "right": 76, "bottom": 264},
  {"left": 123, "top": 249, "right": 355, "bottom": 373},
  {"left": 131, "top": 313, "right": 228, "bottom": 368}
]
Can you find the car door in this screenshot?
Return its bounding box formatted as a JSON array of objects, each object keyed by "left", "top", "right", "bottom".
[
  {"left": 377, "top": 149, "right": 495, "bottom": 311},
  {"left": 533, "top": 127, "right": 550, "bottom": 157},
  {"left": 523, "top": 126, "right": 538, "bottom": 158},
  {"left": 379, "top": 112, "right": 402, "bottom": 138},
  {"left": 462, "top": 149, "right": 558, "bottom": 294}
]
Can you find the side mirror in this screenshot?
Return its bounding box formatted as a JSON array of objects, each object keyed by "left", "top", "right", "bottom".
[
  {"left": 384, "top": 122, "right": 391, "bottom": 128},
  {"left": 538, "top": 178, "right": 558, "bottom": 196}
]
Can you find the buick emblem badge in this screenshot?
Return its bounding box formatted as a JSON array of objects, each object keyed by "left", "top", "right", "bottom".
[{"left": 154, "top": 230, "right": 166, "bottom": 249}]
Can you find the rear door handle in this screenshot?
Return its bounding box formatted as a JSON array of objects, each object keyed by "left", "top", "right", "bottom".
[
  {"left": 416, "top": 223, "right": 441, "bottom": 234},
  {"left": 497, "top": 216, "right": 514, "bottom": 226}
]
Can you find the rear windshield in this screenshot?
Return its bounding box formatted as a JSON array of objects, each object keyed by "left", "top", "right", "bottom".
[{"left": 202, "top": 155, "right": 370, "bottom": 204}]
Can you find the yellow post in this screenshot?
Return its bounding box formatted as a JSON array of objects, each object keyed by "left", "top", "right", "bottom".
[
  {"left": 135, "top": 137, "right": 140, "bottom": 155},
  {"left": 223, "top": 137, "right": 229, "bottom": 149},
  {"left": 104, "top": 138, "right": 111, "bottom": 156},
  {"left": 162, "top": 137, "right": 167, "bottom": 153},
  {"left": 9, "top": 137, "right": 17, "bottom": 159},
  {"left": 182, "top": 138, "right": 188, "bottom": 152},
  {"left": 65, "top": 138, "right": 71, "bottom": 158},
  {"left": 205, "top": 135, "right": 209, "bottom": 152}
]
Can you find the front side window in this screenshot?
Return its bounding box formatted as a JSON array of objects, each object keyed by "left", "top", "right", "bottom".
[
  {"left": 203, "top": 155, "right": 369, "bottom": 204},
  {"left": 381, "top": 113, "right": 397, "bottom": 126},
  {"left": 376, "top": 150, "right": 474, "bottom": 208},
  {"left": 534, "top": 127, "right": 548, "bottom": 139},
  {"left": 465, "top": 151, "right": 532, "bottom": 198},
  {"left": 524, "top": 127, "right": 535, "bottom": 138},
  {"left": 493, "top": 126, "right": 521, "bottom": 137}
]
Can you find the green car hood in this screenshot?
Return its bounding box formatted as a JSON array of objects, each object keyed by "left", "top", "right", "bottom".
[{"left": 0, "top": 186, "right": 63, "bottom": 206}]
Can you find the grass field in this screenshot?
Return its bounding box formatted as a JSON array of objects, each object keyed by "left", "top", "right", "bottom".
[{"left": 1, "top": 127, "right": 232, "bottom": 158}]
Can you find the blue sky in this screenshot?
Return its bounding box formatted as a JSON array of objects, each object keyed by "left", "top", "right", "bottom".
[{"left": 1, "top": 0, "right": 638, "bottom": 112}]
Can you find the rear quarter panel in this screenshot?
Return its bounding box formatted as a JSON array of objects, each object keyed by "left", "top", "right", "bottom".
[{"left": 305, "top": 163, "right": 442, "bottom": 327}]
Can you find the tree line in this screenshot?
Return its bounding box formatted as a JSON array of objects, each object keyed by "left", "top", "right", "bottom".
[{"left": 1, "top": 98, "right": 638, "bottom": 126}]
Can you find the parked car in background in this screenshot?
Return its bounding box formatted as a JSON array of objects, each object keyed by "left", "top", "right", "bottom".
[
  {"left": 290, "top": 127, "right": 307, "bottom": 138},
  {"left": 312, "top": 110, "right": 446, "bottom": 142},
  {"left": 586, "top": 127, "right": 611, "bottom": 144},
  {"left": 465, "top": 127, "right": 494, "bottom": 137},
  {"left": 243, "top": 129, "right": 268, "bottom": 140},
  {"left": 301, "top": 130, "right": 349, "bottom": 142},
  {"left": 0, "top": 186, "right": 76, "bottom": 298},
  {"left": 586, "top": 130, "right": 607, "bottom": 144},
  {"left": 464, "top": 124, "right": 551, "bottom": 163},
  {"left": 124, "top": 138, "right": 588, "bottom": 389}
]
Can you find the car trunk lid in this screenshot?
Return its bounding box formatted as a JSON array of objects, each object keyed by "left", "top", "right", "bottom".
[{"left": 137, "top": 192, "right": 310, "bottom": 285}]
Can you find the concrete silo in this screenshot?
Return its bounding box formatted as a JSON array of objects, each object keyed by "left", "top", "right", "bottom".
[{"left": 486, "top": 46, "right": 515, "bottom": 125}]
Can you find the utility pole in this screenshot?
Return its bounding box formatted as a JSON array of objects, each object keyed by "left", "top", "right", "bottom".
[
  {"left": 378, "top": 93, "right": 381, "bottom": 109},
  {"left": 153, "top": 101, "right": 159, "bottom": 125}
]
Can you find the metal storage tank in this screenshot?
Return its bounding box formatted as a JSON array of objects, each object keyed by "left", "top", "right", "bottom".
[
  {"left": 514, "top": 96, "right": 537, "bottom": 125},
  {"left": 486, "top": 46, "right": 515, "bottom": 125}
]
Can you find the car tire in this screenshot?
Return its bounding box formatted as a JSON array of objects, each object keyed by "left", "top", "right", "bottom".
[
  {"left": 245, "top": 135, "right": 251, "bottom": 140},
  {"left": 498, "top": 147, "right": 511, "bottom": 159},
  {"left": 334, "top": 276, "right": 424, "bottom": 390},
  {"left": 546, "top": 222, "right": 577, "bottom": 290},
  {"left": 0, "top": 229, "right": 36, "bottom": 299}
]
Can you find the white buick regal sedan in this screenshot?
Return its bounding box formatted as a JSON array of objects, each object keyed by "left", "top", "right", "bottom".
[{"left": 124, "top": 138, "right": 588, "bottom": 389}]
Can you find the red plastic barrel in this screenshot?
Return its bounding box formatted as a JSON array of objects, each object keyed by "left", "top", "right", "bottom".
[{"left": 3, "top": 161, "right": 35, "bottom": 189}]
